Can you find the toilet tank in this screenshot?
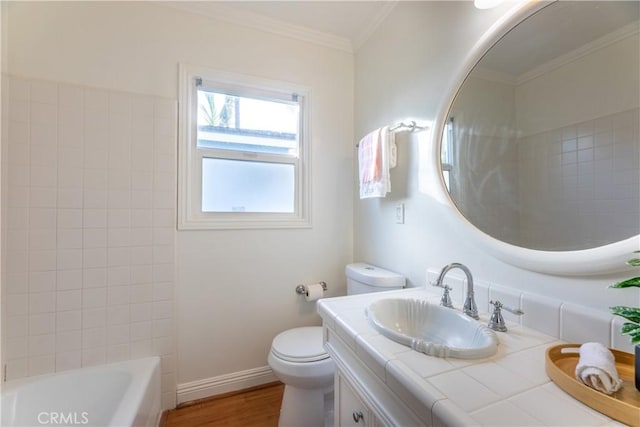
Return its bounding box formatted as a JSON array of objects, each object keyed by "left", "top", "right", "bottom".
[{"left": 346, "top": 263, "right": 405, "bottom": 295}]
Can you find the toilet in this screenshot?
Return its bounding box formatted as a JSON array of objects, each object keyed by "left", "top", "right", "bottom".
[{"left": 268, "top": 263, "right": 405, "bottom": 427}]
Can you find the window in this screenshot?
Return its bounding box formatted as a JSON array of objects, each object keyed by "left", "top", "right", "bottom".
[
  {"left": 178, "top": 65, "right": 310, "bottom": 229},
  {"left": 441, "top": 116, "right": 454, "bottom": 193}
]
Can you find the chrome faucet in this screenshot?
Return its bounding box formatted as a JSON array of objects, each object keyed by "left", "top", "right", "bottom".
[
  {"left": 434, "top": 263, "right": 479, "bottom": 320},
  {"left": 488, "top": 300, "right": 524, "bottom": 332}
]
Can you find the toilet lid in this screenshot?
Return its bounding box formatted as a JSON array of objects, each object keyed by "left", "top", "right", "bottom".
[{"left": 271, "top": 326, "right": 329, "bottom": 363}]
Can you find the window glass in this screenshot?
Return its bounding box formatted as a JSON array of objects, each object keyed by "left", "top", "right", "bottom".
[
  {"left": 201, "top": 158, "right": 295, "bottom": 213},
  {"left": 196, "top": 89, "right": 299, "bottom": 155},
  {"left": 442, "top": 117, "right": 454, "bottom": 192}
]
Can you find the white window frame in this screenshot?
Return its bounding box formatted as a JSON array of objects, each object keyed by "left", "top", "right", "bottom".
[{"left": 178, "top": 64, "right": 311, "bottom": 230}]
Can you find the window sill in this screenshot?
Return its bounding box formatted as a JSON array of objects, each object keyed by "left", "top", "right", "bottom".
[{"left": 177, "top": 214, "right": 312, "bottom": 230}]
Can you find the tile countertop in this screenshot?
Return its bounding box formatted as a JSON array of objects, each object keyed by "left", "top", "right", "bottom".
[{"left": 318, "top": 288, "right": 625, "bottom": 427}]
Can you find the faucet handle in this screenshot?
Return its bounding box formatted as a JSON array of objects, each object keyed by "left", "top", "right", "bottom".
[
  {"left": 430, "top": 281, "right": 454, "bottom": 308},
  {"left": 488, "top": 300, "right": 523, "bottom": 332},
  {"left": 440, "top": 285, "right": 454, "bottom": 309}
]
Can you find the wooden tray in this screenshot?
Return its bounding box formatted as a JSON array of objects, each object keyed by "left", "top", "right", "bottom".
[{"left": 545, "top": 344, "right": 640, "bottom": 427}]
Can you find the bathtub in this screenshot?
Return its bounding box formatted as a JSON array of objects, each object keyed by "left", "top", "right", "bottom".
[{"left": 1, "top": 357, "right": 161, "bottom": 427}]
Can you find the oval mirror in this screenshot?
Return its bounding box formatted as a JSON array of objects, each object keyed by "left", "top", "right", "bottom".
[{"left": 434, "top": 1, "right": 639, "bottom": 275}]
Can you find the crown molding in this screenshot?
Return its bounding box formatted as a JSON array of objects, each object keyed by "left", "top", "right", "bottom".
[
  {"left": 470, "top": 67, "right": 517, "bottom": 86},
  {"left": 160, "top": 1, "right": 354, "bottom": 53},
  {"left": 475, "top": 20, "right": 639, "bottom": 87},
  {"left": 517, "top": 20, "right": 640, "bottom": 85},
  {"left": 353, "top": 1, "right": 398, "bottom": 51}
]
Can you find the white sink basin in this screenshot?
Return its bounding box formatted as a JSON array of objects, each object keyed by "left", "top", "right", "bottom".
[{"left": 365, "top": 298, "right": 499, "bottom": 359}]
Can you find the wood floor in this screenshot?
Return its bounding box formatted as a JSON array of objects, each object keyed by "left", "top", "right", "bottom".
[{"left": 164, "top": 383, "right": 285, "bottom": 427}]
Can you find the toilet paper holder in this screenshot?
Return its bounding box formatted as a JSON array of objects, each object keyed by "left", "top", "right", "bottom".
[{"left": 295, "top": 282, "right": 327, "bottom": 295}]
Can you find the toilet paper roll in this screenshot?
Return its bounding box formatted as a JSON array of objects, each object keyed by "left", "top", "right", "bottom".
[{"left": 304, "top": 283, "right": 325, "bottom": 302}]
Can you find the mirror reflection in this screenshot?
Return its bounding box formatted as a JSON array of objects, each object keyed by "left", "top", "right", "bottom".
[{"left": 443, "top": 1, "right": 639, "bottom": 251}]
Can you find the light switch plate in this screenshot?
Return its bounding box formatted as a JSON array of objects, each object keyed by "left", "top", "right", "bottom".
[{"left": 395, "top": 203, "right": 405, "bottom": 224}]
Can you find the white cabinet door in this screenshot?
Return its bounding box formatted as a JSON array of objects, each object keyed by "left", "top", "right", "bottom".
[{"left": 336, "top": 371, "right": 371, "bottom": 426}]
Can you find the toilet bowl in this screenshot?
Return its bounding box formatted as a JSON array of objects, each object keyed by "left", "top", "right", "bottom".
[
  {"left": 268, "top": 263, "right": 405, "bottom": 427},
  {"left": 268, "top": 327, "right": 334, "bottom": 427}
]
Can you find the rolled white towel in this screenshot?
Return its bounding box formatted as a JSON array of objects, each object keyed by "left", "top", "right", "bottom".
[{"left": 575, "top": 342, "right": 623, "bottom": 395}]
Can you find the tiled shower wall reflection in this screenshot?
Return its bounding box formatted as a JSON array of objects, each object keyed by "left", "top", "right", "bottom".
[
  {"left": 517, "top": 108, "right": 640, "bottom": 250},
  {"left": 3, "top": 77, "right": 177, "bottom": 408}
]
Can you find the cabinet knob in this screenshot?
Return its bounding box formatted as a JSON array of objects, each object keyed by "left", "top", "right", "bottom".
[{"left": 352, "top": 411, "right": 364, "bottom": 423}]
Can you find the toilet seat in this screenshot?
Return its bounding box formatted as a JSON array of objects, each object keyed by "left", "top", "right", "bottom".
[{"left": 271, "top": 326, "right": 328, "bottom": 363}]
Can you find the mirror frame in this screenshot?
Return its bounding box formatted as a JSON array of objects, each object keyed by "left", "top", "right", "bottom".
[{"left": 429, "top": 0, "right": 640, "bottom": 276}]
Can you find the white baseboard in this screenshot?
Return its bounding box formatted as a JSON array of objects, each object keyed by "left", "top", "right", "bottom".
[{"left": 176, "top": 365, "right": 277, "bottom": 404}]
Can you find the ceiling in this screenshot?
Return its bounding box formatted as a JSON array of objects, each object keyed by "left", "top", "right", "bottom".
[{"left": 164, "top": 1, "right": 398, "bottom": 52}]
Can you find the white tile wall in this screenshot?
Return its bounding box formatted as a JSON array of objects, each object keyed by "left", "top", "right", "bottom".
[
  {"left": 560, "top": 303, "right": 612, "bottom": 346},
  {"left": 610, "top": 316, "right": 635, "bottom": 355},
  {"left": 2, "top": 77, "right": 177, "bottom": 409},
  {"left": 521, "top": 292, "right": 560, "bottom": 338},
  {"left": 518, "top": 108, "right": 640, "bottom": 250}
]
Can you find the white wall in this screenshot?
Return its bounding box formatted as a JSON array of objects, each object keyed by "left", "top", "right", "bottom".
[
  {"left": 515, "top": 34, "right": 640, "bottom": 137},
  {"left": 354, "top": 2, "right": 639, "bottom": 311},
  {"left": 3, "top": 1, "right": 353, "bottom": 404},
  {"left": 1, "top": 1, "right": 7, "bottom": 377},
  {"left": 3, "top": 77, "right": 177, "bottom": 411}
]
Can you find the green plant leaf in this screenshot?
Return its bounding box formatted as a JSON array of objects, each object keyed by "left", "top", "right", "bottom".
[
  {"left": 610, "top": 277, "right": 640, "bottom": 288},
  {"left": 620, "top": 322, "right": 640, "bottom": 335},
  {"left": 619, "top": 322, "right": 640, "bottom": 345},
  {"left": 610, "top": 306, "right": 640, "bottom": 323},
  {"left": 611, "top": 253, "right": 640, "bottom": 345}
]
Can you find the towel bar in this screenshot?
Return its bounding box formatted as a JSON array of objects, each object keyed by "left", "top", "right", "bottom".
[
  {"left": 356, "top": 121, "right": 428, "bottom": 147},
  {"left": 389, "top": 121, "right": 428, "bottom": 132}
]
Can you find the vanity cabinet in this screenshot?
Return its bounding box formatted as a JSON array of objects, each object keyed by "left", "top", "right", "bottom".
[{"left": 324, "top": 326, "right": 425, "bottom": 427}]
